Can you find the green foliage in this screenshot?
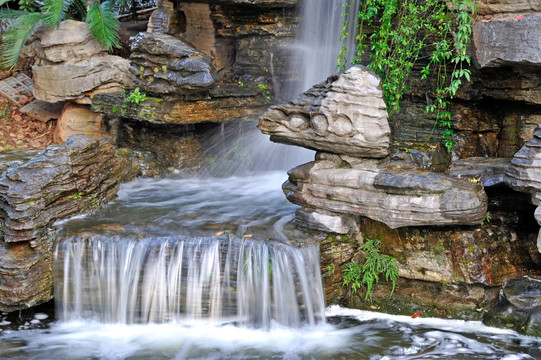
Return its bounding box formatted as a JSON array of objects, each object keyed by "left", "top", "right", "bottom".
[
  {"left": 481, "top": 212, "right": 491, "bottom": 226},
  {"left": 257, "top": 83, "right": 272, "bottom": 100},
  {"left": 126, "top": 87, "right": 147, "bottom": 104},
  {"left": 0, "top": 0, "right": 121, "bottom": 69},
  {"left": 342, "top": 238, "right": 399, "bottom": 301},
  {"left": 339, "top": 0, "right": 477, "bottom": 152}
]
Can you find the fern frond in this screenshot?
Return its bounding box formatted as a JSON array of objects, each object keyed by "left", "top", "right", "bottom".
[
  {"left": 40, "top": 0, "right": 75, "bottom": 28},
  {"left": 0, "top": 12, "right": 43, "bottom": 69},
  {"left": 70, "top": 0, "right": 88, "bottom": 21},
  {"left": 86, "top": 1, "right": 120, "bottom": 51}
]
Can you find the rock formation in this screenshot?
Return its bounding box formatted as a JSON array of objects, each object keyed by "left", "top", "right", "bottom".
[
  {"left": 0, "top": 136, "right": 138, "bottom": 311},
  {"left": 28, "top": 20, "right": 133, "bottom": 104},
  {"left": 259, "top": 66, "right": 391, "bottom": 158},
  {"left": 129, "top": 32, "right": 218, "bottom": 96}
]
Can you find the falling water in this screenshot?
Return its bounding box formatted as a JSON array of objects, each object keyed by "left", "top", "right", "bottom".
[
  {"left": 296, "top": 0, "right": 361, "bottom": 92},
  {"left": 55, "top": 235, "right": 325, "bottom": 328}
]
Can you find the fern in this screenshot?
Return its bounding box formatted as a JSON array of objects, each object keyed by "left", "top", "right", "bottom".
[
  {"left": 40, "top": 0, "right": 75, "bottom": 28},
  {"left": 0, "top": 12, "right": 43, "bottom": 69},
  {"left": 342, "top": 238, "right": 399, "bottom": 301},
  {"left": 86, "top": 1, "right": 120, "bottom": 51}
]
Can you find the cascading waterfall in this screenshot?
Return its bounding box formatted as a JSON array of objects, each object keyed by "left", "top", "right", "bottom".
[
  {"left": 296, "top": 0, "right": 361, "bottom": 92},
  {"left": 55, "top": 235, "right": 325, "bottom": 328}
]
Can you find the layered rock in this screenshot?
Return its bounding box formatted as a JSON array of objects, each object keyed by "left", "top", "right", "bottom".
[
  {"left": 474, "top": 15, "right": 541, "bottom": 68},
  {"left": 285, "top": 155, "right": 487, "bottom": 229},
  {"left": 258, "top": 66, "right": 391, "bottom": 158},
  {"left": 29, "top": 20, "right": 133, "bottom": 103},
  {"left": 506, "top": 124, "right": 541, "bottom": 194},
  {"left": 129, "top": 32, "right": 218, "bottom": 96},
  {"left": 54, "top": 103, "right": 108, "bottom": 143},
  {"left": 0, "top": 136, "right": 138, "bottom": 311}
]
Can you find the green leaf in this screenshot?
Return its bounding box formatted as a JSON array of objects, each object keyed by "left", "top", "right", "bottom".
[
  {"left": 86, "top": 1, "right": 120, "bottom": 51},
  {"left": 0, "top": 12, "right": 43, "bottom": 69},
  {"left": 40, "top": 0, "right": 75, "bottom": 28}
]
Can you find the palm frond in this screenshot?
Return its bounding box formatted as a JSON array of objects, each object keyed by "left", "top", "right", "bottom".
[
  {"left": 70, "top": 0, "right": 88, "bottom": 21},
  {"left": 40, "top": 0, "right": 75, "bottom": 28},
  {"left": 0, "top": 9, "right": 30, "bottom": 20},
  {"left": 0, "top": 12, "right": 43, "bottom": 69},
  {"left": 86, "top": 1, "right": 120, "bottom": 51}
]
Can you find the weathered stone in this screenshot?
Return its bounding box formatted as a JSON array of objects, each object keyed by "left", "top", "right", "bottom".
[
  {"left": 474, "top": 16, "right": 541, "bottom": 68},
  {"left": 0, "top": 136, "right": 138, "bottom": 311},
  {"left": 295, "top": 209, "right": 359, "bottom": 234},
  {"left": 285, "top": 156, "right": 487, "bottom": 229},
  {"left": 91, "top": 92, "right": 271, "bottom": 124},
  {"left": 39, "top": 20, "right": 103, "bottom": 64},
  {"left": 53, "top": 103, "right": 106, "bottom": 143},
  {"left": 211, "top": 0, "right": 296, "bottom": 7},
  {"left": 33, "top": 56, "right": 132, "bottom": 103},
  {"left": 484, "top": 276, "right": 541, "bottom": 337},
  {"left": 505, "top": 124, "right": 541, "bottom": 194},
  {"left": 447, "top": 157, "right": 511, "bottom": 187},
  {"left": 258, "top": 66, "right": 391, "bottom": 158},
  {"left": 147, "top": 0, "right": 185, "bottom": 34},
  {"left": 129, "top": 32, "right": 218, "bottom": 96},
  {"left": 19, "top": 100, "right": 64, "bottom": 122},
  {"left": 475, "top": 0, "right": 541, "bottom": 16}
]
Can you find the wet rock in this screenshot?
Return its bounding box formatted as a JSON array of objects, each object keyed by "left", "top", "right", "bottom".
[
  {"left": 295, "top": 209, "right": 359, "bottom": 234},
  {"left": 211, "top": 0, "right": 296, "bottom": 6},
  {"left": 484, "top": 276, "right": 541, "bottom": 337},
  {"left": 473, "top": 15, "right": 541, "bottom": 68},
  {"left": 0, "top": 136, "right": 138, "bottom": 311},
  {"left": 53, "top": 103, "right": 107, "bottom": 143},
  {"left": 285, "top": 157, "right": 487, "bottom": 229},
  {"left": 505, "top": 124, "right": 541, "bottom": 194},
  {"left": 447, "top": 157, "right": 511, "bottom": 187},
  {"left": 258, "top": 66, "right": 390, "bottom": 158},
  {"left": 129, "top": 32, "right": 218, "bottom": 96}
]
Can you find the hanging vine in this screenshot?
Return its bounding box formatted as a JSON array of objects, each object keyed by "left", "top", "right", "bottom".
[{"left": 338, "top": 0, "right": 477, "bottom": 152}]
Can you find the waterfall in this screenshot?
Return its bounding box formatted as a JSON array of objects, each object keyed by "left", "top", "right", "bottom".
[
  {"left": 55, "top": 234, "right": 326, "bottom": 328},
  {"left": 296, "top": 0, "right": 361, "bottom": 93}
]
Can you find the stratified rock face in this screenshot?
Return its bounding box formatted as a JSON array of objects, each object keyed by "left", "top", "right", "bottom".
[
  {"left": 54, "top": 103, "right": 106, "bottom": 143},
  {"left": 506, "top": 124, "right": 541, "bottom": 194},
  {"left": 30, "top": 20, "right": 133, "bottom": 103},
  {"left": 0, "top": 136, "right": 138, "bottom": 311},
  {"left": 212, "top": 0, "right": 296, "bottom": 6},
  {"left": 129, "top": 32, "right": 218, "bottom": 96},
  {"left": 475, "top": 0, "right": 541, "bottom": 15},
  {"left": 474, "top": 15, "right": 541, "bottom": 68},
  {"left": 285, "top": 156, "right": 487, "bottom": 229},
  {"left": 258, "top": 66, "right": 391, "bottom": 158}
]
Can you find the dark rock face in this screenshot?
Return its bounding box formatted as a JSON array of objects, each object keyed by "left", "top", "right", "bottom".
[
  {"left": 474, "top": 15, "right": 541, "bottom": 68},
  {"left": 258, "top": 67, "right": 391, "bottom": 158},
  {"left": 129, "top": 32, "right": 218, "bottom": 96},
  {"left": 0, "top": 136, "right": 138, "bottom": 311},
  {"left": 485, "top": 276, "right": 541, "bottom": 337}
]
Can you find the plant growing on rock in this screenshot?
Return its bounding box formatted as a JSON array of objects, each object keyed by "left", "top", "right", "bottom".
[
  {"left": 0, "top": 0, "right": 121, "bottom": 69},
  {"left": 339, "top": 0, "right": 477, "bottom": 152},
  {"left": 342, "top": 238, "right": 399, "bottom": 300}
]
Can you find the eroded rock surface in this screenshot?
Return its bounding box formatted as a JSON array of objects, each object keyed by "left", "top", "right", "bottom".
[
  {"left": 0, "top": 136, "right": 138, "bottom": 311},
  {"left": 285, "top": 155, "right": 487, "bottom": 229},
  {"left": 506, "top": 124, "right": 541, "bottom": 194},
  {"left": 258, "top": 66, "right": 391, "bottom": 158},
  {"left": 474, "top": 15, "right": 541, "bottom": 68},
  {"left": 129, "top": 32, "right": 218, "bottom": 96}
]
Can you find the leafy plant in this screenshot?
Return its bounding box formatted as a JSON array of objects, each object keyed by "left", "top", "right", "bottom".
[
  {"left": 126, "top": 87, "right": 147, "bottom": 104},
  {"left": 0, "top": 0, "right": 121, "bottom": 70},
  {"left": 339, "top": 0, "right": 477, "bottom": 152},
  {"left": 481, "top": 212, "right": 491, "bottom": 226},
  {"left": 257, "top": 83, "right": 272, "bottom": 100},
  {"left": 342, "top": 238, "right": 399, "bottom": 301}
]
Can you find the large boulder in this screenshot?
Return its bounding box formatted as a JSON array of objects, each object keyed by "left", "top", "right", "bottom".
[
  {"left": 473, "top": 15, "right": 541, "bottom": 68},
  {"left": 505, "top": 124, "right": 541, "bottom": 194},
  {"left": 284, "top": 154, "right": 488, "bottom": 229},
  {"left": 29, "top": 20, "right": 133, "bottom": 103},
  {"left": 129, "top": 32, "right": 218, "bottom": 96},
  {"left": 258, "top": 66, "right": 391, "bottom": 158}
]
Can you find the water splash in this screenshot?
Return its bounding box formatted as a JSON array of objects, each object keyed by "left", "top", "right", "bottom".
[{"left": 55, "top": 235, "right": 325, "bottom": 329}]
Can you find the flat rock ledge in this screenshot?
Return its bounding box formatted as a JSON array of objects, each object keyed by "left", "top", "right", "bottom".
[
  {"left": 284, "top": 156, "right": 488, "bottom": 229},
  {"left": 258, "top": 66, "right": 391, "bottom": 158},
  {"left": 0, "top": 135, "right": 138, "bottom": 311}
]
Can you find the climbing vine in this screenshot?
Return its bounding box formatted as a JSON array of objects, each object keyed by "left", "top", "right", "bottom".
[{"left": 338, "top": 0, "right": 477, "bottom": 152}]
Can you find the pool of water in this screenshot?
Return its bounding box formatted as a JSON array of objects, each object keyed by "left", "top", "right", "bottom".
[{"left": 0, "top": 171, "right": 540, "bottom": 359}]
